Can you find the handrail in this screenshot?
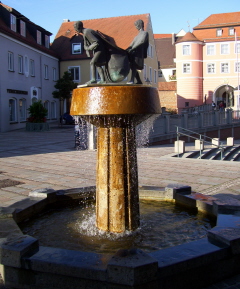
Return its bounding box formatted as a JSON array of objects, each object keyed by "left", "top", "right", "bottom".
[{"left": 176, "top": 126, "right": 225, "bottom": 160}]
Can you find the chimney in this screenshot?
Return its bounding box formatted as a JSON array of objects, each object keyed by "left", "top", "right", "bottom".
[
  {"left": 172, "top": 33, "right": 176, "bottom": 45},
  {"left": 63, "top": 19, "right": 70, "bottom": 23}
]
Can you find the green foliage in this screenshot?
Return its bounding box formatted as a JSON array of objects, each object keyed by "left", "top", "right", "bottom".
[
  {"left": 52, "top": 71, "right": 77, "bottom": 100},
  {"left": 27, "top": 101, "right": 48, "bottom": 123},
  {"left": 166, "top": 108, "right": 177, "bottom": 115}
]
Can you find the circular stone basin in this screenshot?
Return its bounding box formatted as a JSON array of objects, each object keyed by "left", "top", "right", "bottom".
[{"left": 19, "top": 200, "right": 215, "bottom": 254}]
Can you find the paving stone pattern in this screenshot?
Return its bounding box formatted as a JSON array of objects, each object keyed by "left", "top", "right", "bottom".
[{"left": 1, "top": 122, "right": 240, "bottom": 288}]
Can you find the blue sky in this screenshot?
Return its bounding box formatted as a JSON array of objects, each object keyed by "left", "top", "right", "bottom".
[{"left": 4, "top": 0, "right": 240, "bottom": 41}]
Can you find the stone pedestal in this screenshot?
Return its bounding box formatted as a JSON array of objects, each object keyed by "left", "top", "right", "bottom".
[
  {"left": 227, "top": 137, "right": 234, "bottom": 146},
  {"left": 195, "top": 139, "right": 204, "bottom": 150},
  {"left": 212, "top": 138, "right": 220, "bottom": 148},
  {"left": 174, "top": 140, "right": 185, "bottom": 153},
  {"left": 70, "top": 85, "right": 161, "bottom": 233}
]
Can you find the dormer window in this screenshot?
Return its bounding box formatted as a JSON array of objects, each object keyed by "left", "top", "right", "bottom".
[
  {"left": 37, "top": 30, "right": 42, "bottom": 45},
  {"left": 216, "top": 29, "right": 222, "bottom": 37},
  {"left": 45, "top": 35, "right": 50, "bottom": 48},
  {"left": 72, "top": 43, "right": 81, "bottom": 54},
  {"left": 20, "top": 20, "right": 26, "bottom": 37},
  {"left": 10, "top": 14, "right": 16, "bottom": 32},
  {"left": 229, "top": 27, "right": 235, "bottom": 36}
]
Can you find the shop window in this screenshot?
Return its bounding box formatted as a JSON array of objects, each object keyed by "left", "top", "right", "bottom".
[{"left": 19, "top": 98, "right": 27, "bottom": 121}]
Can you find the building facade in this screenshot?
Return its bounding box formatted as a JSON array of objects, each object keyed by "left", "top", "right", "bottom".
[
  {"left": 0, "top": 3, "right": 59, "bottom": 132},
  {"left": 176, "top": 12, "right": 240, "bottom": 111}
]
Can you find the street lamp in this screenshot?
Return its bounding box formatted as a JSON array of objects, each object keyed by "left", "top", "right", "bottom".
[{"left": 225, "top": 84, "right": 229, "bottom": 107}]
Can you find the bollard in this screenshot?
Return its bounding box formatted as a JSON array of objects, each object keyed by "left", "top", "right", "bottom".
[
  {"left": 227, "top": 137, "right": 234, "bottom": 146},
  {"left": 212, "top": 138, "right": 220, "bottom": 148},
  {"left": 174, "top": 140, "right": 185, "bottom": 154}
]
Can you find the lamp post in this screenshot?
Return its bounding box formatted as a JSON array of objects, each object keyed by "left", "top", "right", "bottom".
[{"left": 225, "top": 84, "right": 229, "bottom": 107}]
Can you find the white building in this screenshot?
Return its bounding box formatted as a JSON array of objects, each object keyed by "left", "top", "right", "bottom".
[{"left": 0, "top": 2, "right": 59, "bottom": 132}]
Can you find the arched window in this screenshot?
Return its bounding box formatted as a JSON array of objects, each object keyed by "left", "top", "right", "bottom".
[
  {"left": 32, "top": 97, "right": 37, "bottom": 104},
  {"left": 19, "top": 98, "right": 27, "bottom": 121},
  {"left": 9, "top": 98, "right": 17, "bottom": 122},
  {"left": 51, "top": 101, "right": 56, "bottom": 119}
]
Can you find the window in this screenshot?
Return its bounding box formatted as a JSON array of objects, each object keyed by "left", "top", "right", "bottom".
[
  {"left": 206, "top": 44, "right": 215, "bottom": 55},
  {"left": 51, "top": 101, "right": 56, "bottom": 119},
  {"left": 235, "top": 62, "right": 240, "bottom": 73},
  {"left": 235, "top": 43, "right": 240, "bottom": 54},
  {"left": 52, "top": 67, "right": 57, "bottom": 81},
  {"left": 20, "top": 20, "right": 26, "bottom": 37},
  {"left": 154, "top": 70, "right": 157, "bottom": 83},
  {"left": 149, "top": 67, "right": 152, "bottom": 82},
  {"left": 32, "top": 97, "right": 38, "bottom": 104},
  {"left": 19, "top": 99, "right": 27, "bottom": 121},
  {"left": 44, "top": 101, "right": 50, "bottom": 119},
  {"left": 183, "top": 63, "right": 191, "bottom": 73},
  {"left": 221, "top": 63, "right": 229, "bottom": 73},
  {"left": 144, "top": 64, "right": 147, "bottom": 80},
  {"left": 8, "top": 52, "right": 14, "bottom": 71},
  {"left": 229, "top": 27, "right": 235, "bottom": 36},
  {"left": 30, "top": 59, "right": 35, "bottom": 76},
  {"left": 44, "top": 65, "right": 49, "bottom": 79},
  {"left": 68, "top": 66, "right": 80, "bottom": 82},
  {"left": 72, "top": 43, "right": 81, "bottom": 54},
  {"left": 216, "top": 29, "right": 222, "bottom": 36},
  {"left": 185, "top": 102, "right": 189, "bottom": 107},
  {"left": 221, "top": 44, "right": 229, "bottom": 54},
  {"left": 207, "top": 63, "right": 215, "bottom": 74},
  {"left": 183, "top": 44, "right": 191, "bottom": 55},
  {"left": 18, "top": 55, "right": 23, "bottom": 74},
  {"left": 147, "top": 45, "right": 153, "bottom": 58},
  {"left": 9, "top": 98, "right": 17, "bottom": 122},
  {"left": 37, "top": 30, "right": 42, "bottom": 45},
  {"left": 10, "top": 14, "right": 16, "bottom": 32},
  {"left": 158, "top": 70, "right": 162, "bottom": 77},
  {"left": 24, "top": 56, "right": 29, "bottom": 77},
  {"left": 45, "top": 35, "right": 50, "bottom": 48}
]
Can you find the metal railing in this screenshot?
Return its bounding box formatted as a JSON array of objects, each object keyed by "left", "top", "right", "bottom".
[{"left": 176, "top": 126, "right": 225, "bottom": 160}]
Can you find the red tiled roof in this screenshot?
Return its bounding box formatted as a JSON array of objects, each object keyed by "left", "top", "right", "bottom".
[
  {"left": 52, "top": 14, "right": 150, "bottom": 60},
  {"left": 175, "top": 31, "right": 200, "bottom": 43},
  {"left": 193, "top": 12, "right": 240, "bottom": 42},
  {"left": 194, "top": 12, "right": 240, "bottom": 29},
  {"left": 158, "top": 82, "right": 176, "bottom": 91},
  {"left": 155, "top": 38, "right": 175, "bottom": 68},
  {"left": 154, "top": 34, "right": 172, "bottom": 39}
]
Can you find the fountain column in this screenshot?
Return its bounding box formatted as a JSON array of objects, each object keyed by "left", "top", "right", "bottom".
[{"left": 70, "top": 85, "right": 161, "bottom": 233}]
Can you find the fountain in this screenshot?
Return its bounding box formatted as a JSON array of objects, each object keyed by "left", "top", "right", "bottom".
[
  {"left": 70, "top": 85, "right": 161, "bottom": 233},
  {"left": 2, "top": 20, "right": 240, "bottom": 289}
]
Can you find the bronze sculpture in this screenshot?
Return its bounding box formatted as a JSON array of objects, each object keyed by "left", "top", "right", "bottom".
[
  {"left": 126, "top": 19, "right": 149, "bottom": 84},
  {"left": 74, "top": 21, "right": 107, "bottom": 84},
  {"left": 74, "top": 19, "right": 149, "bottom": 85}
]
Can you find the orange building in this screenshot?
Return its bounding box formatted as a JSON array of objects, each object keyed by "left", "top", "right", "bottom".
[{"left": 176, "top": 12, "right": 240, "bottom": 111}]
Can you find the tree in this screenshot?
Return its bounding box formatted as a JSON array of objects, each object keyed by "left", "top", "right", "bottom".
[{"left": 52, "top": 71, "right": 77, "bottom": 117}]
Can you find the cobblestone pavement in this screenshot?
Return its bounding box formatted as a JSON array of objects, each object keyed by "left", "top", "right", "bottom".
[{"left": 1, "top": 122, "right": 240, "bottom": 288}]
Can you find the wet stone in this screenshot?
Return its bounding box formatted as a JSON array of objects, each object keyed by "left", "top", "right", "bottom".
[
  {"left": 208, "top": 227, "right": 240, "bottom": 254},
  {"left": 0, "top": 235, "right": 39, "bottom": 268}
]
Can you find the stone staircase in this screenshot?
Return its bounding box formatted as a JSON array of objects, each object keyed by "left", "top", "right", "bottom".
[{"left": 173, "top": 145, "right": 240, "bottom": 161}]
